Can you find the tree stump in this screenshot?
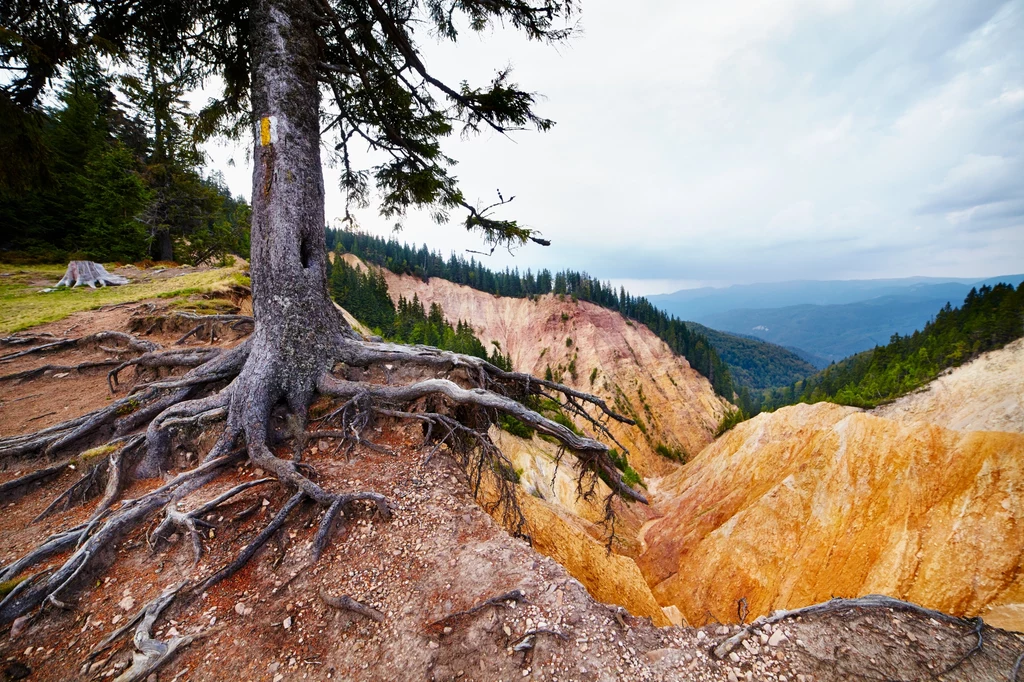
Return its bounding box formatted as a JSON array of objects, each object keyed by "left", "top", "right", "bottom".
[{"left": 55, "top": 261, "right": 130, "bottom": 288}]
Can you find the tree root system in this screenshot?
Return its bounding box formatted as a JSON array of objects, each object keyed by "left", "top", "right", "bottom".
[{"left": 0, "top": 316, "right": 643, "bottom": 680}]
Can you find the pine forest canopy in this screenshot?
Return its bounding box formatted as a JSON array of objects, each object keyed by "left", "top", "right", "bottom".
[
  {"left": 0, "top": 53, "right": 251, "bottom": 264},
  {"left": 0, "top": 0, "right": 661, "bottom": 655},
  {"left": 2, "top": 0, "right": 571, "bottom": 247}
]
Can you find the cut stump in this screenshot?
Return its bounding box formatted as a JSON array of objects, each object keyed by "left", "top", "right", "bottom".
[{"left": 55, "top": 261, "right": 130, "bottom": 288}]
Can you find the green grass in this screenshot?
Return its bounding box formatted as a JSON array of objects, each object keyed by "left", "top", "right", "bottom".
[
  {"left": 0, "top": 263, "right": 246, "bottom": 333},
  {"left": 654, "top": 443, "right": 688, "bottom": 464},
  {"left": 497, "top": 414, "right": 535, "bottom": 440}
]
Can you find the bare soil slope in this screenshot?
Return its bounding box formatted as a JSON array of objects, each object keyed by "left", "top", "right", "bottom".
[
  {"left": 347, "top": 255, "right": 730, "bottom": 480},
  {"left": 3, "top": 288, "right": 1023, "bottom": 681},
  {"left": 875, "top": 337, "right": 1024, "bottom": 432}
]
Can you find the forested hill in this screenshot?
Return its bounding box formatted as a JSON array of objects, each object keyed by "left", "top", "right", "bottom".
[
  {"left": 325, "top": 228, "right": 735, "bottom": 399},
  {"left": 759, "top": 282, "right": 1024, "bottom": 411},
  {"left": 684, "top": 322, "right": 818, "bottom": 393}
]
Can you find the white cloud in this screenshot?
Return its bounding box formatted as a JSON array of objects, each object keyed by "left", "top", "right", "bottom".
[{"left": 200, "top": 0, "right": 1024, "bottom": 285}]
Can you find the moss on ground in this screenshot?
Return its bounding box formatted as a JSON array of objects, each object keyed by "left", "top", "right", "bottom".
[{"left": 0, "top": 263, "right": 245, "bottom": 333}]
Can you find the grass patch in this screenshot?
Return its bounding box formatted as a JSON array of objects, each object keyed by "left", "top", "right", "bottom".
[
  {"left": 0, "top": 576, "right": 28, "bottom": 598},
  {"left": 492, "top": 460, "right": 522, "bottom": 484},
  {"left": 0, "top": 263, "right": 245, "bottom": 333},
  {"left": 497, "top": 415, "right": 535, "bottom": 440},
  {"left": 716, "top": 408, "right": 749, "bottom": 437},
  {"left": 547, "top": 410, "right": 581, "bottom": 435},
  {"left": 75, "top": 444, "right": 119, "bottom": 463},
  {"left": 606, "top": 448, "right": 645, "bottom": 491},
  {"left": 654, "top": 443, "right": 688, "bottom": 464}
]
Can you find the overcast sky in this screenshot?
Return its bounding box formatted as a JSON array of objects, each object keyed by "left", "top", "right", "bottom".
[{"left": 202, "top": 0, "right": 1024, "bottom": 294}]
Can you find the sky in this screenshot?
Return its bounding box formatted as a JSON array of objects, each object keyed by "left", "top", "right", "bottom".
[{"left": 200, "top": 0, "right": 1024, "bottom": 295}]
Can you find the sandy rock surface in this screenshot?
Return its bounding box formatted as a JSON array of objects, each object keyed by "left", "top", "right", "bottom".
[
  {"left": 875, "top": 337, "right": 1024, "bottom": 433},
  {"left": 348, "top": 254, "right": 730, "bottom": 480},
  {"left": 638, "top": 402, "right": 1024, "bottom": 631}
]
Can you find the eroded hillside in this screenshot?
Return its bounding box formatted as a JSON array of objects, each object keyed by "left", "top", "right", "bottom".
[
  {"left": 347, "top": 254, "right": 1024, "bottom": 638},
  {"left": 638, "top": 402, "right": 1024, "bottom": 631},
  {"left": 5, "top": 268, "right": 1024, "bottom": 680},
  {"left": 875, "top": 337, "right": 1024, "bottom": 432},
  {"left": 345, "top": 254, "right": 730, "bottom": 480}
]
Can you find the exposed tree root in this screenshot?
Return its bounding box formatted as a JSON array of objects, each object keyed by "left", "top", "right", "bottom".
[
  {"left": 196, "top": 491, "right": 306, "bottom": 593},
  {"left": 0, "top": 461, "right": 70, "bottom": 497},
  {"left": 512, "top": 628, "right": 569, "bottom": 652},
  {"left": 0, "top": 320, "right": 645, "bottom": 682},
  {"left": 712, "top": 594, "right": 987, "bottom": 663},
  {"left": 0, "top": 359, "right": 122, "bottom": 383},
  {"left": 429, "top": 589, "right": 527, "bottom": 634},
  {"left": 172, "top": 313, "right": 254, "bottom": 345},
  {"left": 111, "top": 582, "right": 207, "bottom": 682},
  {"left": 0, "top": 331, "right": 157, "bottom": 364},
  {"left": 31, "top": 439, "right": 131, "bottom": 523},
  {"left": 1, "top": 332, "right": 58, "bottom": 347},
  {"left": 320, "top": 589, "right": 385, "bottom": 622},
  {"left": 108, "top": 347, "right": 222, "bottom": 392},
  {"left": 127, "top": 308, "right": 253, "bottom": 341}
]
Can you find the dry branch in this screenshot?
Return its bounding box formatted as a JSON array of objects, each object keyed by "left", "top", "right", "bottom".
[
  {"left": 430, "top": 589, "right": 527, "bottom": 632},
  {"left": 712, "top": 594, "right": 987, "bottom": 661},
  {"left": 320, "top": 590, "right": 385, "bottom": 622}
]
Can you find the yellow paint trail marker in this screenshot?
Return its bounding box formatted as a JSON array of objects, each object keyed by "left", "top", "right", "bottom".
[{"left": 259, "top": 115, "right": 278, "bottom": 146}]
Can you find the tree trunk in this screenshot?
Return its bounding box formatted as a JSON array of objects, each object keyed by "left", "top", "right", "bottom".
[
  {"left": 153, "top": 228, "right": 174, "bottom": 262},
  {"left": 227, "top": 0, "right": 350, "bottom": 433}
]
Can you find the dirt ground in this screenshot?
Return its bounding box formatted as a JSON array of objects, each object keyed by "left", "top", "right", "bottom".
[{"left": 2, "top": 303, "right": 1024, "bottom": 681}]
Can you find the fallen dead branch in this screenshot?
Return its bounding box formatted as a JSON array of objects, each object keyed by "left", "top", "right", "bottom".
[
  {"left": 713, "top": 594, "right": 986, "bottom": 661},
  {"left": 429, "top": 589, "right": 527, "bottom": 633},
  {"left": 320, "top": 590, "right": 385, "bottom": 622}
]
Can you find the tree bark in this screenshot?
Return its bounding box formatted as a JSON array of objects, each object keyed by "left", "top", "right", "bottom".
[
  {"left": 153, "top": 228, "right": 174, "bottom": 262},
  {"left": 230, "top": 0, "right": 351, "bottom": 432}
]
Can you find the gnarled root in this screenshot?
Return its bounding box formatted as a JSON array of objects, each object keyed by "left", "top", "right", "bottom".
[
  {"left": 0, "top": 331, "right": 156, "bottom": 364},
  {"left": 0, "top": 326, "right": 643, "bottom": 682},
  {"left": 111, "top": 582, "right": 207, "bottom": 682}
]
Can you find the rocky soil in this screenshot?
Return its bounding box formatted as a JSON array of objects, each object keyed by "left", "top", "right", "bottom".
[
  {"left": 3, "top": 331, "right": 1022, "bottom": 680},
  {"left": 4, "top": 281, "right": 1024, "bottom": 681}
]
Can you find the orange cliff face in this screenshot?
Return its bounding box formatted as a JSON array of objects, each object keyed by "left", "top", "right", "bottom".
[
  {"left": 339, "top": 255, "right": 730, "bottom": 626},
  {"left": 348, "top": 254, "right": 731, "bottom": 480},
  {"left": 636, "top": 402, "right": 1024, "bottom": 631}
]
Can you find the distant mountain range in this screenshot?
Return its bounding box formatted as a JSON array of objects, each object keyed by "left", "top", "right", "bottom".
[{"left": 650, "top": 275, "right": 1024, "bottom": 363}]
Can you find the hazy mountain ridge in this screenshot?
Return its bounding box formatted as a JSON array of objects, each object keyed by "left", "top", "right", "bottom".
[
  {"left": 701, "top": 295, "right": 958, "bottom": 361},
  {"left": 651, "top": 274, "right": 1024, "bottom": 361}
]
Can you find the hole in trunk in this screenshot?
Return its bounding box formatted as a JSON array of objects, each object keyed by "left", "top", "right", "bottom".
[{"left": 300, "top": 235, "right": 313, "bottom": 269}]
